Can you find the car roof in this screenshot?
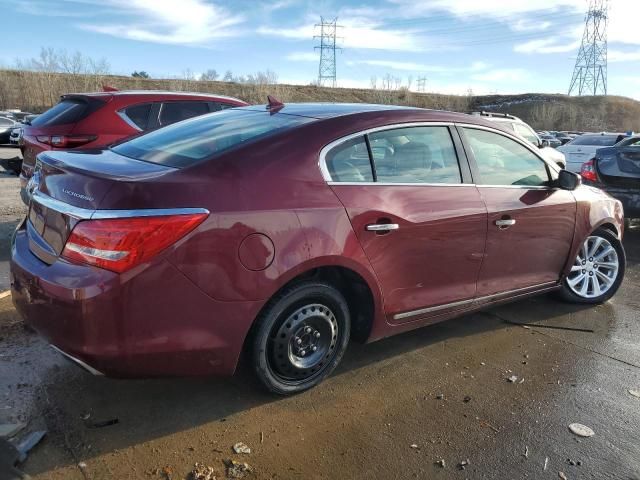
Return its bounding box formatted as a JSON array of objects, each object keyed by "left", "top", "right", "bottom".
[
  {"left": 63, "top": 90, "right": 245, "bottom": 103},
  {"left": 236, "top": 103, "right": 500, "bottom": 126}
]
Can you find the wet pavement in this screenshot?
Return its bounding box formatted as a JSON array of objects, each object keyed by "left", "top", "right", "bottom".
[{"left": 0, "top": 151, "right": 638, "bottom": 478}]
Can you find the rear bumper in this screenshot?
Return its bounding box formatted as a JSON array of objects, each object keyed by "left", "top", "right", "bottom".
[{"left": 10, "top": 226, "right": 262, "bottom": 377}]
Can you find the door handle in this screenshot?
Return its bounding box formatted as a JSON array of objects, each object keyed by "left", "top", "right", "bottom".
[
  {"left": 366, "top": 223, "right": 399, "bottom": 232},
  {"left": 495, "top": 219, "right": 516, "bottom": 229}
]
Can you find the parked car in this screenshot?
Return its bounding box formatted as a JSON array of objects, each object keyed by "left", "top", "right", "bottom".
[
  {"left": 0, "top": 116, "right": 16, "bottom": 144},
  {"left": 19, "top": 90, "right": 248, "bottom": 202},
  {"left": 9, "top": 115, "right": 38, "bottom": 146},
  {"left": 581, "top": 135, "right": 640, "bottom": 225},
  {"left": 11, "top": 102, "right": 626, "bottom": 395},
  {"left": 558, "top": 132, "right": 627, "bottom": 173},
  {"left": 539, "top": 134, "right": 562, "bottom": 149},
  {"left": 471, "top": 112, "right": 566, "bottom": 168},
  {"left": 554, "top": 132, "right": 573, "bottom": 145}
]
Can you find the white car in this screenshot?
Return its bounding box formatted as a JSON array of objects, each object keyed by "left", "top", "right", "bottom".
[
  {"left": 557, "top": 133, "right": 628, "bottom": 173},
  {"left": 470, "top": 112, "right": 566, "bottom": 169}
]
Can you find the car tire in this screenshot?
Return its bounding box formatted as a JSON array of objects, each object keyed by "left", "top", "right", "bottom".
[
  {"left": 559, "top": 228, "right": 626, "bottom": 304},
  {"left": 251, "top": 281, "right": 351, "bottom": 395}
]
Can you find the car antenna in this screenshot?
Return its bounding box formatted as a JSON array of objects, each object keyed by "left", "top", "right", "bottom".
[
  {"left": 102, "top": 85, "right": 119, "bottom": 92},
  {"left": 266, "top": 95, "right": 284, "bottom": 113}
]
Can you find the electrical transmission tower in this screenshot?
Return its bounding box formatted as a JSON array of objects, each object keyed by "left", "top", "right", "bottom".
[
  {"left": 568, "top": 0, "right": 608, "bottom": 96},
  {"left": 314, "top": 17, "right": 342, "bottom": 87},
  {"left": 416, "top": 76, "right": 427, "bottom": 92}
]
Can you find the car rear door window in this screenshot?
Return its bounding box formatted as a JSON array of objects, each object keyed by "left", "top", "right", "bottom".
[
  {"left": 369, "top": 126, "right": 462, "bottom": 184},
  {"left": 122, "top": 103, "right": 153, "bottom": 130},
  {"left": 325, "top": 137, "right": 374, "bottom": 182},
  {"left": 568, "top": 135, "right": 620, "bottom": 146},
  {"left": 158, "top": 101, "right": 209, "bottom": 126},
  {"left": 463, "top": 128, "right": 550, "bottom": 186}
]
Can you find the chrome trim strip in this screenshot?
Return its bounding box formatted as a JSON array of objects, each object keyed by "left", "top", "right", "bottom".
[
  {"left": 328, "top": 182, "right": 475, "bottom": 187},
  {"left": 318, "top": 121, "right": 455, "bottom": 182},
  {"left": 31, "top": 191, "right": 93, "bottom": 219},
  {"left": 477, "top": 185, "right": 552, "bottom": 190},
  {"left": 92, "top": 207, "right": 210, "bottom": 219},
  {"left": 31, "top": 191, "right": 209, "bottom": 220},
  {"left": 392, "top": 281, "right": 559, "bottom": 320},
  {"left": 50, "top": 345, "right": 104, "bottom": 376},
  {"left": 116, "top": 110, "right": 143, "bottom": 132}
]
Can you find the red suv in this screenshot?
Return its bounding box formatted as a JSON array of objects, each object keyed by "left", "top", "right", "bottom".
[
  {"left": 11, "top": 102, "right": 626, "bottom": 395},
  {"left": 19, "top": 90, "right": 247, "bottom": 202}
]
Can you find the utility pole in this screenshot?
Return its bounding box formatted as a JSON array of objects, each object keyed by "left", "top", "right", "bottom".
[
  {"left": 568, "top": 0, "right": 608, "bottom": 96},
  {"left": 416, "top": 76, "right": 427, "bottom": 93},
  {"left": 314, "top": 17, "right": 342, "bottom": 87}
]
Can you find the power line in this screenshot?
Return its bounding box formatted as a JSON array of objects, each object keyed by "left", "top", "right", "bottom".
[
  {"left": 314, "top": 17, "right": 343, "bottom": 88},
  {"left": 568, "top": 0, "right": 608, "bottom": 96}
]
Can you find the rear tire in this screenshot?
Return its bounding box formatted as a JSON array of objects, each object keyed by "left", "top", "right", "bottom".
[
  {"left": 251, "top": 281, "right": 350, "bottom": 395},
  {"left": 559, "top": 228, "right": 626, "bottom": 304}
]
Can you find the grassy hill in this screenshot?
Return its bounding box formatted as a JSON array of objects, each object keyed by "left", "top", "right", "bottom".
[{"left": 1, "top": 69, "right": 638, "bottom": 132}]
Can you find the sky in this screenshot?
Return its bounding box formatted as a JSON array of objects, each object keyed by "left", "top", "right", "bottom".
[{"left": 2, "top": 0, "right": 640, "bottom": 99}]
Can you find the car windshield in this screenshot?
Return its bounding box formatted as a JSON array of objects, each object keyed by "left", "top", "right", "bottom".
[
  {"left": 112, "top": 109, "right": 316, "bottom": 168},
  {"left": 568, "top": 135, "right": 621, "bottom": 146},
  {"left": 615, "top": 136, "right": 640, "bottom": 147}
]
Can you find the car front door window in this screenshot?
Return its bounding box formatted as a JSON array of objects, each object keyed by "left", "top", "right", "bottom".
[{"left": 463, "top": 128, "right": 550, "bottom": 186}]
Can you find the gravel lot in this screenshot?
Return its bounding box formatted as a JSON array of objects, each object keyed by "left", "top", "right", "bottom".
[{"left": 0, "top": 145, "right": 638, "bottom": 480}]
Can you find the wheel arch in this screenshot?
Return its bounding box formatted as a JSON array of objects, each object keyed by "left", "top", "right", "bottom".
[{"left": 241, "top": 258, "right": 384, "bottom": 360}]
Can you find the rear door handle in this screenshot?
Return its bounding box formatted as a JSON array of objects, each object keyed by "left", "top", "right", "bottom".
[
  {"left": 366, "top": 223, "right": 399, "bottom": 232},
  {"left": 495, "top": 219, "right": 516, "bottom": 229}
]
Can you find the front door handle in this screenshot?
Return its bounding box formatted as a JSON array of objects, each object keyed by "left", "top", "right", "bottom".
[
  {"left": 366, "top": 223, "right": 399, "bottom": 232},
  {"left": 495, "top": 219, "right": 516, "bottom": 229}
]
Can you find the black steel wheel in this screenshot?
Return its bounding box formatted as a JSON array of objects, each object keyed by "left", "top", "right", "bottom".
[{"left": 251, "top": 281, "right": 350, "bottom": 395}]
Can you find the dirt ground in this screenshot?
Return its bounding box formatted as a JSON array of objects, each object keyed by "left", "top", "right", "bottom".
[{"left": 0, "top": 146, "right": 639, "bottom": 479}]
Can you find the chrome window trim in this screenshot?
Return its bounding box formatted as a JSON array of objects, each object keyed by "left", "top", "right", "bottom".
[
  {"left": 116, "top": 109, "right": 143, "bottom": 132},
  {"left": 318, "top": 120, "right": 561, "bottom": 187},
  {"left": 393, "top": 281, "right": 558, "bottom": 320},
  {"left": 31, "top": 190, "right": 209, "bottom": 220},
  {"left": 318, "top": 121, "right": 456, "bottom": 183},
  {"left": 328, "top": 182, "right": 475, "bottom": 187}
]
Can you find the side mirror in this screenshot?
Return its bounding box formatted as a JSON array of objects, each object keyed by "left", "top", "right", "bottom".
[
  {"left": 558, "top": 170, "right": 581, "bottom": 191},
  {"left": 540, "top": 139, "right": 550, "bottom": 148}
]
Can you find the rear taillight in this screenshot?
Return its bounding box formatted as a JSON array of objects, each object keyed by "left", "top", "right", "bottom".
[
  {"left": 580, "top": 159, "right": 598, "bottom": 182},
  {"left": 36, "top": 134, "right": 97, "bottom": 148},
  {"left": 61, "top": 214, "right": 208, "bottom": 273}
]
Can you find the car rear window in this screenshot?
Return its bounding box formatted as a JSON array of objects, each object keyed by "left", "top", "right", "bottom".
[
  {"left": 568, "top": 135, "right": 620, "bottom": 146},
  {"left": 31, "top": 98, "right": 99, "bottom": 127},
  {"left": 112, "top": 109, "right": 315, "bottom": 168}
]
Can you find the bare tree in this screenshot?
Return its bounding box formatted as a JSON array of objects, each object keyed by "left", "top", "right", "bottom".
[{"left": 200, "top": 69, "right": 219, "bottom": 81}]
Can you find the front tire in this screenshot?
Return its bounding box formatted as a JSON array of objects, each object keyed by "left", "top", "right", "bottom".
[
  {"left": 559, "top": 228, "right": 626, "bottom": 304},
  {"left": 251, "top": 281, "right": 351, "bottom": 395}
]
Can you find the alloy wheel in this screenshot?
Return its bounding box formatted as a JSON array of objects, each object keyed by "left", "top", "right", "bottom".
[{"left": 566, "top": 235, "right": 620, "bottom": 299}]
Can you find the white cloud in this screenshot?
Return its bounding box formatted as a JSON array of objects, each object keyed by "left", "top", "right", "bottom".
[
  {"left": 609, "top": 50, "right": 640, "bottom": 62},
  {"left": 78, "top": 0, "right": 244, "bottom": 45},
  {"left": 259, "top": 21, "right": 426, "bottom": 52},
  {"left": 514, "top": 37, "right": 581, "bottom": 54},
  {"left": 286, "top": 52, "right": 317, "bottom": 62},
  {"left": 471, "top": 69, "right": 528, "bottom": 82},
  {"left": 388, "top": 0, "right": 584, "bottom": 18},
  {"left": 346, "top": 59, "right": 490, "bottom": 74}
]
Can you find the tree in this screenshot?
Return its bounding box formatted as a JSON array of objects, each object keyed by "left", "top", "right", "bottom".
[
  {"left": 200, "top": 69, "right": 219, "bottom": 81},
  {"left": 131, "top": 71, "right": 150, "bottom": 79},
  {"left": 222, "top": 70, "right": 234, "bottom": 82}
]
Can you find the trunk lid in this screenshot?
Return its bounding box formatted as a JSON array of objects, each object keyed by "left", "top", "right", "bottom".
[
  {"left": 595, "top": 147, "right": 640, "bottom": 188},
  {"left": 27, "top": 149, "right": 176, "bottom": 261}
]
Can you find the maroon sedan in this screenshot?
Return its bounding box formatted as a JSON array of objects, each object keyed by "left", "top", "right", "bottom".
[
  {"left": 11, "top": 103, "right": 626, "bottom": 394},
  {"left": 19, "top": 90, "right": 247, "bottom": 202}
]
